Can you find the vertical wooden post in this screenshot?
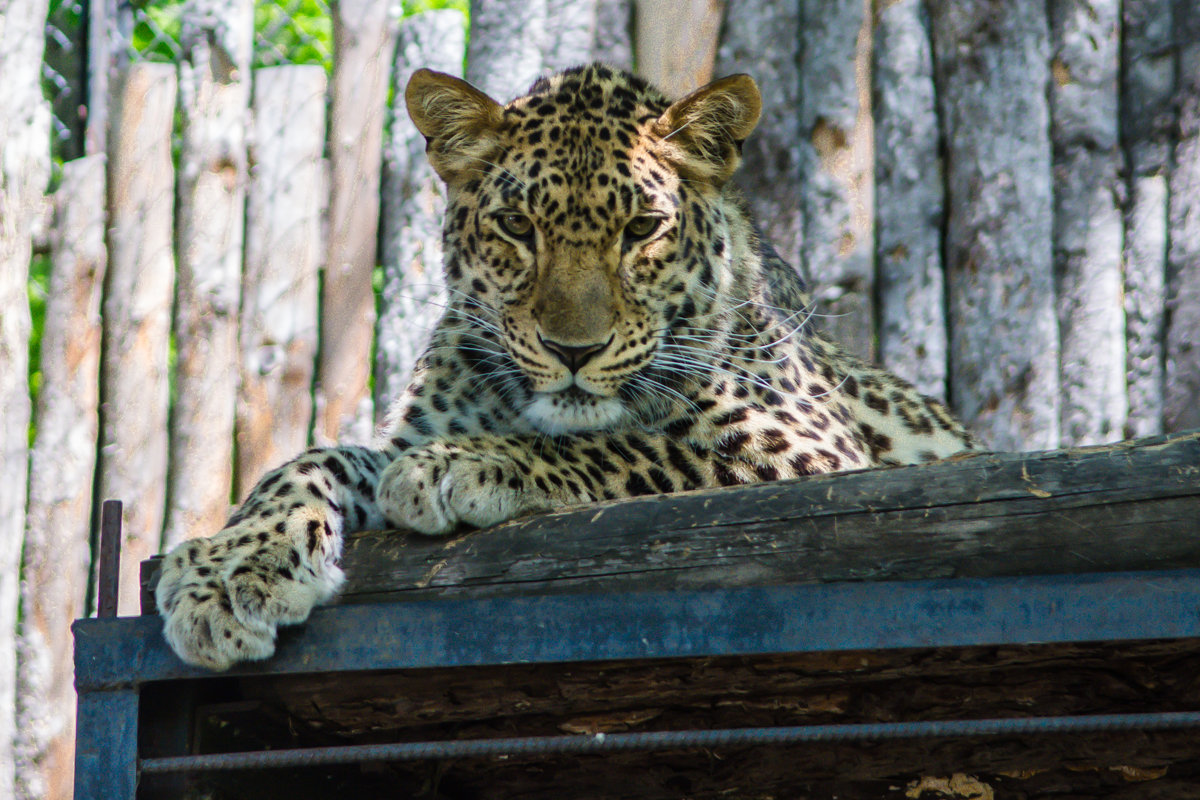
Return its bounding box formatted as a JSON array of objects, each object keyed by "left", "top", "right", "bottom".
[
  {"left": 1121, "top": 0, "right": 1175, "bottom": 438},
  {"left": 873, "top": 0, "right": 947, "bottom": 399},
  {"left": 315, "top": 0, "right": 400, "bottom": 446},
  {"left": 796, "top": 0, "right": 875, "bottom": 362},
  {"left": 99, "top": 62, "right": 177, "bottom": 614},
  {"left": 1049, "top": 0, "right": 1126, "bottom": 446},
  {"left": 634, "top": 0, "right": 724, "bottom": 98},
  {"left": 377, "top": 10, "right": 467, "bottom": 415},
  {"left": 1165, "top": 9, "right": 1200, "bottom": 432},
  {"left": 593, "top": 0, "right": 634, "bottom": 70},
  {"left": 544, "top": 0, "right": 598, "bottom": 73},
  {"left": 929, "top": 1, "right": 1060, "bottom": 451},
  {"left": 716, "top": 1, "right": 805, "bottom": 277},
  {"left": 17, "top": 154, "right": 106, "bottom": 800},
  {"left": 166, "top": 0, "right": 255, "bottom": 546},
  {"left": 238, "top": 65, "right": 327, "bottom": 496},
  {"left": 467, "top": 0, "right": 548, "bottom": 99},
  {"left": 0, "top": 0, "right": 51, "bottom": 792}
]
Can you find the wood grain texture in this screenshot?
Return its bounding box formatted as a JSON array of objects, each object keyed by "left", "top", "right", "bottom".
[
  {"left": 17, "top": 155, "right": 105, "bottom": 800},
  {"left": 1049, "top": 0, "right": 1126, "bottom": 446},
  {"left": 797, "top": 0, "right": 875, "bottom": 362},
  {"left": 929, "top": 0, "right": 1059, "bottom": 451},
  {"left": 633, "top": 0, "right": 724, "bottom": 99},
  {"left": 872, "top": 0, "right": 946, "bottom": 399},
  {"left": 377, "top": 11, "right": 466, "bottom": 417},
  {"left": 100, "top": 62, "right": 177, "bottom": 616},
  {"left": 166, "top": 0, "right": 254, "bottom": 546},
  {"left": 237, "top": 66, "right": 326, "bottom": 495},
  {"left": 315, "top": 0, "right": 399, "bottom": 446}
]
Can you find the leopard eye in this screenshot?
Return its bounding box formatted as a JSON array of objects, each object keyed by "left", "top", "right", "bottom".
[
  {"left": 624, "top": 214, "right": 660, "bottom": 241},
  {"left": 497, "top": 212, "right": 533, "bottom": 240}
]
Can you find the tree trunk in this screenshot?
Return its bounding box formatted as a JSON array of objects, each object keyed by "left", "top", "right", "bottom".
[
  {"left": 237, "top": 66, "right": 326, "bottom": 496},
  {"left": 1049, "top": 0, "right": 1126, "bottom": 446},
  {"left": 0, "top": 0, "right": 52, "bottom": 790},
  {"left": 99, "top": 62, "right": 177, "bottom": 614},
  {"left": 593, "top": 0, "right": 634, "bottom": 70},
  {"left": 797, "top": 0, "right": 875, "bottom": 362},
  {"left": 544, "top": 0, "right": 597, "bottom": 73},
  {"left": 716, "top": 0, "right": 806, "bottom": 278},
  {"left": 873, "top": 0, "right": 946, "bottom": 400},
  {"left": 1165, "top": 8, "right": 1200, "bottom": 432},
  {"left": 166, "top": 0, "right": 254, "bottom": 546},
  {"left": 376, "top": 10, "right": 467, "bottom": 418},
  {"left": 314, "top": 0, "right": 399, "bottom": 446},
  {"left": 929, "top": 0, "right": 1060, "bottom": 451},
  {"left": 16, "top": 154, "right": 105, "bottom": 800},
  {"left": 467, "top": 0, "right": 548, "bottom": 99},
  {"left": 1120, "top": 0, "right": 1175, "bottom": 438},
  {"left": 633, "top": 0, "right": 724, "bottom": 98}
]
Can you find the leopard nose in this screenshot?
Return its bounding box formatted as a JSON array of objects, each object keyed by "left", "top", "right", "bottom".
[{"left": 538, "top": 334, "right": 611, "bottom": 373}]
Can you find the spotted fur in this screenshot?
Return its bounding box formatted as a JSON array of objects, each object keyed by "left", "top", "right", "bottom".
[{"left": 157, "top": 64, "right": 976, "bottom": 669}]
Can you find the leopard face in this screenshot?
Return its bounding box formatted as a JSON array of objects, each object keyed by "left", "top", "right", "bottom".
[{"left": 407, "top": 65, "right": 760, "bottom": 435}]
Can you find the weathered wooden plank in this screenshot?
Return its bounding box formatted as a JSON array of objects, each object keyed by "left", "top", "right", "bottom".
[
  {"left": 466, "top": 0, "right": 547, "bottom": 100},
  {"left": 592, "top": 0, "right": 633, "bottom": 70},
  {"left": 376, "top": 10, "right": 466, "bottom": 414},
  {"left": 166, "top": 0, "right": 254, "bottom": 547},
  {"left": 1165, "top": 11, "right": 1200, "bottom": 432},
  {"left": 314, "top": 0, "right": 399, "bottom": 446},
  {"left": 1121, "top": 0, "right": 1175, "bottom": 437},
  {"left": 329, "top": 432, "right": 1198, "bottom": 603},
  {"left": 237, "top": 66, "right": 326, "bottom": 495},
  {"left": 1049, "top": 0, "right": 1126, "bottom": 447},
  {"left": 0, "top": 0, "right": 52, "bottom": 791},
  {"left": 872, "top": 0, "right": 946, "bottom": 398},
  {"left": 17, "top": 155, "right": 105, "bottom": 800},
  {"left": 715, "top": 0, "right": 805, "bottom": 274},
  {"left": 797, "top": 0, "right": 875, "bottom": 362},
  {"left": 633, "top": 0, "right": 724, "bottom": 98},
  {"left": 99, "top": 61, "right": 177, "bottom": 614},
  {"left": 929, "top": 1, "right": 1059, "bottom": 451},
  {"left": 543, "top": 0, "right": 597, "bottom": 73}
]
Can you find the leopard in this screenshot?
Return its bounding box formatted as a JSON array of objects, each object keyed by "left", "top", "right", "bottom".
[{"left": 157, "top": 63, "right": 977, "bottom": 670}]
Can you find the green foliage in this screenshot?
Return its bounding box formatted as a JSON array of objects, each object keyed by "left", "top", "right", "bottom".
[{"left": 27, "top": 255, "right": 51, "bottom": 444}]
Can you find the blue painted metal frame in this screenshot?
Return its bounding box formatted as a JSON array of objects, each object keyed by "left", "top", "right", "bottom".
[
  {"left": 72, "top": 568, "right": 1200, "bottom": 798},
  {"left": 76, "top": 568, "right": 1200, "bottom": 689}
]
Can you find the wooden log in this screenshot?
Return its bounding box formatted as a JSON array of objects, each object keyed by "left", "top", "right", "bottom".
[
  {"left": 1121, "top": 0, "right": 1175, "bottom": 437},
  {"left": 0, "top": 0, "right": 51, "bottom": 790},
  {"left": 1049, "top": 0, "right": 1126, "bottom": 446},
  {"left": 376, "top": 10, "right": 466, "bottom": 415},
  {"left": 166, "top": 0, "right": 254, "bottom": 547},
  {"left": 929, "top": 1, "right": 1059, "bottom": 451},
  {"left": 1165, "top": 12, "right": 1200, "bottom": 432},
  {"left": 593, "top": 0, "right": 634, "bottom": 70},
  {"left": 17, "top": 155, "right": 105, "bottom": 800},
  {"left": 237, "top": 66, "right": 326, "bottom": 496},
  {"left": 715, "top": 0, "right": 805, "bottom": 274},
  {"left": 872, "top": 0, "right": 946, "bottom": 399},
  {"left": 633, "top": 0, "right": 724, "bottom": 98},
  {"left": 543, "top": 0, "right": 598, "bottom": 73},
  {"left": 328, "top": 431, "right": 1200, "bottom": 603},
  {"left": 796, "top": 0, "right": 875, "bottom": 362},
  {"left": 314, "top": 0, "right": 399, "bottom": 446},
  {"left": 100, "top": 62, "right": 177, "bottom": 615},
  {"left": 144, "top": 431, "right": 1199, "bottom": 609},
  {"left": 466, "top": 0, "right": 547, "bottom": 100}
]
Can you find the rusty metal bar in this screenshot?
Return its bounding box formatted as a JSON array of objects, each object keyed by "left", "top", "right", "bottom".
[
  {"left": 97, "top": 499, "right": 122, "bottom": 618},
  {"left": 139, "top": 710, "right": 1200, "bottom": 774}
]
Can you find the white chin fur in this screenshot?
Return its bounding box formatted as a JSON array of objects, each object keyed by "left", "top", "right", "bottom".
[{"left": 522, "top": 394, "right": 627, "bottom": 435}]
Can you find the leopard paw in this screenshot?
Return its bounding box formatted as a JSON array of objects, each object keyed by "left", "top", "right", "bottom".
[
  {"left": 375, "top": 443, "right": 532, "bottom": 535},
  {"left": 156, "top": 517, "right": 344, "bottom": 670}
]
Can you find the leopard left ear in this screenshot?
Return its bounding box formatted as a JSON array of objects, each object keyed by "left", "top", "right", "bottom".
[
  {"left": 652, "top": 74, "right": 762, "bottom": 186},
  {"left": 405, "top": 68, "right": 506, "bottom": 183}
]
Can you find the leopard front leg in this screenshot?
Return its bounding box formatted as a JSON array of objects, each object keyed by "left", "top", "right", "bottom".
[
  {"left": 156, "top": 446, "right": 390, "bottom": 669},
  {"left": 375, "top": 438, "right": 582, "bottom": 535}
]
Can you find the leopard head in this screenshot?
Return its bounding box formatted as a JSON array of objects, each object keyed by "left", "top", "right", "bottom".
[{"left": 406, "top": 64, "right": 761, "bottom": 435}]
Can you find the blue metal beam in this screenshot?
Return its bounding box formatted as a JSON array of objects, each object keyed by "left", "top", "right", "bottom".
[{"left": 74, "top": 568, "right": 1200, "bottom": 689}]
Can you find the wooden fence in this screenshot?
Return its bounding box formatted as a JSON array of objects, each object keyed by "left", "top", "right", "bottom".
[{"left": 1, "top": 0, "right": 1199, "bottom": 797}]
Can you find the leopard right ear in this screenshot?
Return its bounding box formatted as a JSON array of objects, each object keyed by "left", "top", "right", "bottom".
[{"left": 405, "top": 69, "right": 505, "bottom": 183}]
